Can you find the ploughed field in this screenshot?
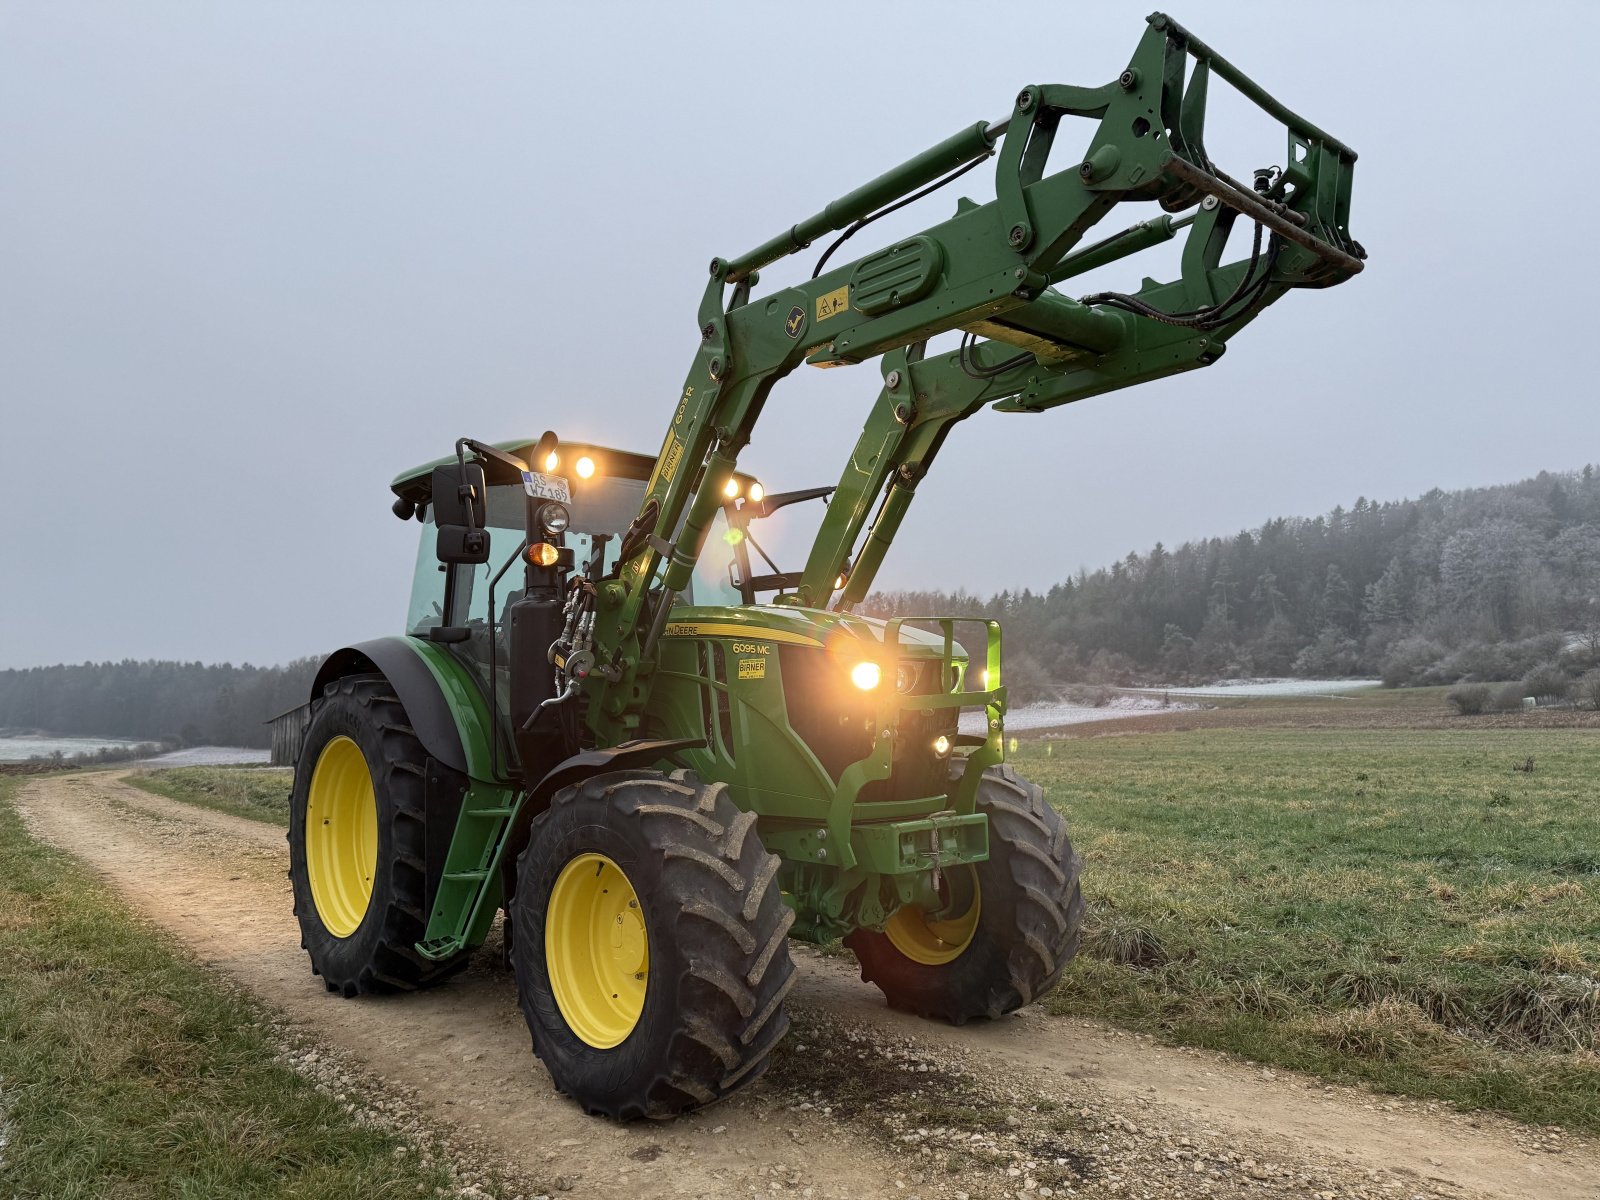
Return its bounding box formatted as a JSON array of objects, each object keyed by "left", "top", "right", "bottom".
[{"left": 131, "top": 689, "right": 1600, "bottom": 1132}]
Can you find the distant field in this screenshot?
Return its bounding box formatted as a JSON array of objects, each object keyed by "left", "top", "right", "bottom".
[
  {"left": 128, "top": 765, "right": 292, "bottom": 824},
  {"left": 1021, "top": 694, "right": 1600, "bottom": 1131}
]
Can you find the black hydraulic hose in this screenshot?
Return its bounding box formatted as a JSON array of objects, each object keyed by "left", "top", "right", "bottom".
[{"left": 811, "top": 153, "right": 991, "bottom": 280}]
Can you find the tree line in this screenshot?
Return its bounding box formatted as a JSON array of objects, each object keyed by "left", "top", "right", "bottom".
[
  {"left": 0, "top": 658, "right": 319, "bottom": 748},
  {"left": 863, "top": 464, "right": 1600, "bottom": 694}
]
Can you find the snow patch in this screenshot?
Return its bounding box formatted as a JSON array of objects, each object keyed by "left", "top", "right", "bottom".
[
  {"left": 959, "top": 693, "right": 1196, "bottom": 735},
  {"left": 135, "top": 746, "right": 273, "bottom": 767}
]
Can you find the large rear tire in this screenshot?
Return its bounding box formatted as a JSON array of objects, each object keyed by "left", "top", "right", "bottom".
[
  {"left": 288, "top": 674, "right": 470, "bottom": 996},
  {"left": 509, "top": 770, "right": 795, "bottom": 1119},
  {"left": 845, "top": 764, "right": 1083, "bottom": 1023}
]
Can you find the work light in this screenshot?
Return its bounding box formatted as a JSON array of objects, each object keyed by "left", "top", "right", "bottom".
[{"left": 849, "top": 661, "right": 881, "bottom": 691}]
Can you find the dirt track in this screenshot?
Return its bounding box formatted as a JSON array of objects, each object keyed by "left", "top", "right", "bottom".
[{"left": 16, "top": 771, "right": 1600, "bottom": 1200}]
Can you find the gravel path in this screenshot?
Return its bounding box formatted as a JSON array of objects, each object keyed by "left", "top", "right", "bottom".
[{"left": 14, "top": 771, "right": 1599, "bottom": 1200}]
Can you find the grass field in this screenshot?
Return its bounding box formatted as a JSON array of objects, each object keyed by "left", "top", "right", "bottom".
[
  {"left": 0, "top": 776, "right": 471, "bottom": 1198},
  {"left": 1024, "top": 689, "right": 1600, "bottom": 1131},
  {"left": 127, "top": 764, "right": 292, "bottom": 824}
]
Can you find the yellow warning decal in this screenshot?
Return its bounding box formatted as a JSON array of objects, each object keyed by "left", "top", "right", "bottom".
[
  {"left": 815, "top": 286, "right": 850, "bottom": 322},
  {"left": 737, "top": 657, "right": 766, "bottom": 680}
]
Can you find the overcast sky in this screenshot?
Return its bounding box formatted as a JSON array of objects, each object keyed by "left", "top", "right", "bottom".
[{"left": 2, "top": 1, "right": 1593, "bottom": 669}]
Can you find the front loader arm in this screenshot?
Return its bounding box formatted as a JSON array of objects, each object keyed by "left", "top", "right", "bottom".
[{"left": 584, "top": 12, "right": 1363, "bottom": 743}]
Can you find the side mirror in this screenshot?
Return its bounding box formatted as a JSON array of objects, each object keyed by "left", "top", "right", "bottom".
[{"left": 432, "top": 463, "right": 491, "bottom": 565}]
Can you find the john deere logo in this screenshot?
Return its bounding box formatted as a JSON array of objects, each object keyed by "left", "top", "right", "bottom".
[{"left": 784, "top": 305, "right": 805, "bottom": 338}]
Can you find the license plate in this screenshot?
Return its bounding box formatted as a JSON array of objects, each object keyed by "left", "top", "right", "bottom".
[{"left": 521, "top": 470, "right": 571, "bottom": 503}]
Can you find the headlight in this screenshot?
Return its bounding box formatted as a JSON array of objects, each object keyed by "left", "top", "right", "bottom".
[
  {"left": 895, "top": 664, "right": 916, "bottom": 693},
  {"left": 540, "top": 501, "right": 571, "bottom": 534},
  {"left": 849, "top": 661, "right": 881, "bottom": 691},
  {"left": 932, "top": 734, "right": 951, "bottom": 757}
]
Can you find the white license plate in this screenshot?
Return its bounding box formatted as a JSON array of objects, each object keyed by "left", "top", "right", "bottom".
[{"left": 521, "top": 470, "right": 572, "bottom": 503}]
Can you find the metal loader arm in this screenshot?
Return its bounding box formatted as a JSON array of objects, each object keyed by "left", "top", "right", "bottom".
[{"left": 584, "top": 11, "right": 1363, "bottom": 742}]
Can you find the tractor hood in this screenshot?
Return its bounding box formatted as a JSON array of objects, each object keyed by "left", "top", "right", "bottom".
[{"left": 665, "top": 604, "right": 967, "bottom": 661}]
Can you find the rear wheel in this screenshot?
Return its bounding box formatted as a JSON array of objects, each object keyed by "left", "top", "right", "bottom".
[
  {"left": 289, "top": 674, "right": 470, "bottom": 995},
  {"left": 845, "top": 764, "right": 1083, "bottom": 1023},
  {"left": 510, "top": 770, "right": 795, "bottom": 1119}
]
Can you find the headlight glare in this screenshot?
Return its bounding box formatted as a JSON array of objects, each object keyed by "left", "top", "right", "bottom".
[{"left": 849, "top": 661, "right": 881, "bottom": 691}]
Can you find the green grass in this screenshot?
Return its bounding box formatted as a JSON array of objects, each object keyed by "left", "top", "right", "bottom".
[
  {"left": 127, "top": 765, "right": 292, "bottom": 825},
  {"left": 1021, "top": 726, "right": 1600, "bottom": 1130},
  {"left": 0, "top": 776, "right": 467, "bottom": 1198}
]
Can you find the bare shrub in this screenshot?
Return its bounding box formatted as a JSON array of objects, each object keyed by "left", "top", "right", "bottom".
[
  {"left": 1522, "top": 661, "right": 1572, "bottom": 704},
  {"left": 1447, "top": 684, "right": 1491, "bottom": 715},
  {"left": 1490, "top": 682, "right": 1527, "bottom": 712},
  {"left": 1574, "top": 669, "right": 1600, "bottom": 712}
]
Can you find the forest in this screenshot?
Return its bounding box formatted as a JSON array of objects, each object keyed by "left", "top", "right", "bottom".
[
  {"left": 864, "top": 464, "right": 1600, "bottom": 697},
  {"left": 3, "top": 465, "right": 1598, "bottom": 742},
  {"left": 0, "top": 658, "right": 318, "bottom": 748}
]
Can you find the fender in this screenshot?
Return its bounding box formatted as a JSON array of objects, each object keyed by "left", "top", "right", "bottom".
[
  {"left": 310, "top": 637, "right": 472, "bottom": 776},
  {"left": 497, "top": 737, "right": 705, "bottom": 897}
]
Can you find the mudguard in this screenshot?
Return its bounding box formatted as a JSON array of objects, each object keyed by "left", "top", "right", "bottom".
[{"left": 309, "top": 638, "right": 471, "bottom": 777}]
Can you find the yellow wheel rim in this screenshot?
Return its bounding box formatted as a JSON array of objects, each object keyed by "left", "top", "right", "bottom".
[
  {"left": 546, "top": 853, "right": 649, "bottom": 1049},
  {"left": 885, "top": 867, "right": 981, "bottom": 966},
  {"left": 305, "top": 735, "right": 379, "bottom": 938}
]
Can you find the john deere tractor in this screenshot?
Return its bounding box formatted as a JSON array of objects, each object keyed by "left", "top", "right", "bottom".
[{"left": 288, "top": 13, "right": 1363, "bottom": 1119}]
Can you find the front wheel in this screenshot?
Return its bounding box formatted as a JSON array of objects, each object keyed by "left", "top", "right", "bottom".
[
  {"left": 845, "top": 764, "right": 1084, "bottom": 1023},
  {"left": 509, "top": 770, "right": 796, "bottom": 1119}
]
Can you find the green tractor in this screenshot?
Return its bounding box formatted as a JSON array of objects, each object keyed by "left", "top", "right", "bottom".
[{"left": 288, "top": 13, "right": 1363, "bottom": 1119}]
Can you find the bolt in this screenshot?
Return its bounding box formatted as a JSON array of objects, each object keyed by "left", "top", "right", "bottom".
[
  {"left": 893, "top": 403, "right": 911, "bottom": 424},
  {"left": 816, "top": 829, "right": 827, "bottom": 840},
  {"left": 708, "top": 257, "right": 722, "bottom": 277},
  {"left": 1016, "top": 89, "right": 1033, "bottom": 112},
  {"left": 1008, "top": 223, "right": 1028, "bottom": 248},
  {"left": 708, "top": 356, "right": 723, "bottom": 380},
  {"left": 628, "top": 899, "right": 637, "bottom": 908},
  {"left": 885, "top": 369, "right": 902, "bottom": 390},
  {"left": 1079, "top": 160, "right": 1096, "bottom": 179},
  {"left": 1201, "top": 194, "right": 1220, "bottom": 210},
  {"left": 817, "top": 848, "right": 828, "bottom": 861},
  {"left": 635, "top": 972, "right": 644, "bottom": 980},
  {"left": 702, "top": 322, "right": 716, "bottom": 342},
  {"left": 1119, "top": 69, "right": 1139, "bottom": 91}
]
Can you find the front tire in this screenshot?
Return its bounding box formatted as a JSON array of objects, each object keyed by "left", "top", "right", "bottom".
[
  {"left": 288, "top": 674, "right": 470, "bottom": 996},
  {"left": 845, "top": 764, "right": 1084, "bottom": 1023},
  {"left": 509, "top": 770, "right": 796, "bottom": 1119}
]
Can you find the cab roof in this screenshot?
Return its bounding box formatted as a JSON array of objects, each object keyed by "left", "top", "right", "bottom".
[{"left": 389, "top": 438, "right": 761, "bottom": 507}]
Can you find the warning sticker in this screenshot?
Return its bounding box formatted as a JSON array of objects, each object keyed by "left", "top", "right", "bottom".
[{"left": 815, "top": 285, "right": 850, "bottom": 322}]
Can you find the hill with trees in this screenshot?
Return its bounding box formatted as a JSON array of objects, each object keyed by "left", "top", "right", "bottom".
[{"left": 864, "top": 465, "right": 1600, "bottom": 698}]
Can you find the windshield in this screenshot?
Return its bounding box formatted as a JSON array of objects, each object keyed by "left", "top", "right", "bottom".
[{"left": 405, "top": 477, "right": 742, "bottom": 634}]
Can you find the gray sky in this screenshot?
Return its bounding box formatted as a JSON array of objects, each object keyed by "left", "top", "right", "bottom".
[{"left": 2, "top": 1, "right": 1594, "bottom": 669}]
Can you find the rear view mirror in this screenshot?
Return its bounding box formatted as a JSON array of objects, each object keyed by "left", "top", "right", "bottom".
[{"left": 432, "top": 463, "right": 491, "bottom": 565}]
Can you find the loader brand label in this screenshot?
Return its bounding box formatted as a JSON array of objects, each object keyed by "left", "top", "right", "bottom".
[
  {"left": 660, "top": 436, "right": 684, "bottom": 483},
  {"left": 737, "top": 656, "right": 767, "bottom": 680},
  {"left": 784, "top": 305, "right": 805, "bottom": 338},
  {"left": 815, "top": 285, "right": 850, "bottom": 322}
]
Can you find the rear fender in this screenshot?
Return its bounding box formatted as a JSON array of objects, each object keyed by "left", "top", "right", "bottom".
[{"left": 309, "top": 637, "right": 491, "bottom": 779}]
